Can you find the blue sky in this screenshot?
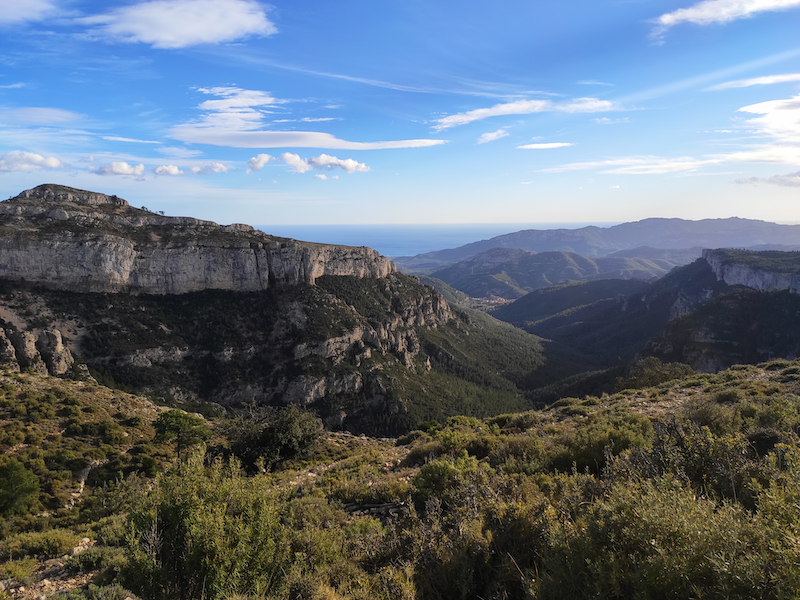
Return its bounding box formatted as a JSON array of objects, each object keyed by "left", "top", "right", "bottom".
[{"left": 1, "top": 0, "right": 799, "bottom": 226}]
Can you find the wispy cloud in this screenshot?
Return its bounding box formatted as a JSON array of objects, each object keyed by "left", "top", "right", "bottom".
[
  {"left": 434, "top": 97, "right": 616, "bottom": 131},
  {"left": 652, "top": 0, "right": 800, "bottom": 40},
  {"left": 79, "top": 0, "right": 277, "bottom": 49},
  {"left": 0, "top": 0, "right": 58, "bottom": 24},
  {"left": 103, "top": 136, "right": 161, "bottom": 144},
  {"left": 736, "top": 170, "right": 800, "bottom": 186},
  {"left": 314, "top": 174, "right": 328, "bottom": 180},
  {"left": 434, "top": 100, "right": 550, "bottom": 131},
  {"left": 158, "top": 146, "right": 202, "bottom": 158},
  {"left": 577, "top": 80, "right": 613, "bottom": 86},
  {"left": 0, "top": 83, "right": 25, "bottom": 89},
  {"left": 477, "top": 129, "right": 509, "bottom": 144},
  {"left": 738, "top": 93, "right": 800, "bottom": 143},
  {"left": 594, "top": 117, "right": 630, "bottom": 124},
  {"left": 545, "top": 155, "right": 719, "bottom": 174},
  {"left": 518, "top": 142, "right": 574, "bottom": 150},
  {"left": 708, "top": 73, "right": 800, "bottom": 90},
  {"left": 0, "top": 150, "right": 63, "bottom": 172},
  {"left": 1, "top": 107, "right": 82, "bottom": 125},
  {"left": 170, "top": 86, "right": 445, "bottom": 150}
]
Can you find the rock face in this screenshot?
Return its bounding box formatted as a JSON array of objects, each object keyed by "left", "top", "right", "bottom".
[
  {"left": 703, "top": 248, "right": 800, "bottom": 293},
  {"left": 0, "top": 184, "right": 395, "bottom": 294}
]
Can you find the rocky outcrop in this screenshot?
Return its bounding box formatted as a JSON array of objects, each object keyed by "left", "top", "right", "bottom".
[
  {"left": 702, "top": 249, "right": 800, "bottom": 292},
  {"left": 0, "top": 184, "right": 395, "bottom": 294},
  {"left": 1, "top": 327, "right": 75, "bottom": 375}
]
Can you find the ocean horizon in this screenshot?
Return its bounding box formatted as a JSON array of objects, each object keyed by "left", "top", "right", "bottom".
[{"left": 256, "top": 222, "right": 619, "bottom": 257}]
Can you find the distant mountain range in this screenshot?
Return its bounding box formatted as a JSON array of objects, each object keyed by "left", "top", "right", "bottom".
[
  {"left": 427, "top": 246, "right": 702, "bottom": 299},
  {"left": 395, "top": 217, "right": 800, "bottom": 272}
]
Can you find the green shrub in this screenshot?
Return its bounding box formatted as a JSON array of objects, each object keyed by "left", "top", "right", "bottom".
[
  {"left": 124, "top": 453, "right": 292, "bottom": 600},
  {"left": 65, "top": 546, "right": 126, "bottom": 573},
  {"left": 0, "top": 458, "right": 39, "bottom": 516},
  {"left": 0, "top": 528, "right": 81, "bottom": 559}
]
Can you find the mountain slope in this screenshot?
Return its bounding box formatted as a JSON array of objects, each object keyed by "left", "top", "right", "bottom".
[
  {"left": 429, "top": 247, "right": 677, "bottom": 299},
  {"left": 0, "top": 185, "right": 549, "bottom": 435},
  {"left": 395, "top": 217, "right": 800, "bottom": 270}
]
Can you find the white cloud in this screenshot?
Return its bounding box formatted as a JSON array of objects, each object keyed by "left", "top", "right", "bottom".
[
  {"left": 314, "top": 174, "right": 328, "bottom": 180},
  {"left": 170, "top": 86, "right": 445, "bottom": 150},
  {"left": 433, "top": 97, "right": 617, "bottom": 131},
  {"left": 308, "top": 154, "right": 369, "bottom": 173},
  {"left": 545, "top": 155, "right": 719, "bottom": 174},
  {"left": 518, "top": 142, "right": 574, "bottom": 150},
  {"left": 577, "top": 80, "right": 613, "bottom": 86},
  {"left": 611, "top": 185, "right": 620, "bottom": 188},
  {"left": 96, "top": 161, "right": 145, "bottom": 176},
  {"left": 652, "top": 0, "right": 800, "bottom": 39},
  {"left": 735, "top": 170, "right": 800, "bottom": 186},
  {"left": 0, "top": 83, "right": 25, "bottom": 89},
  {"left": 477, "top": 129, "right": 509, "bottom": 144},
  {"left": 558, "top": 98, "right": 615, "bottom": 113},
  {"left": 191, "top": 162, "right": 228, "bottom": 174},
  {"left": 79, "top": 0, "right": 277, "bottom": 49},
  {"left": 0, "top": 150, "right": 63, "bottom": 172},
  {"left": 196, "top": 86, "right": 281, "bottom": 112},
  {"left": 708, "top": 73, "right": 800, "bottom": 90},
  {"left": 300, "top": 117, "right": 336, "bottom": 122},
  {"left": 154, "top": 164, "right": 183, "bottom": 175},
  {"left": 738, "top": 93, "right": 800, "bottom": 143},
  {"left": 247, "top": 153, "right": 273, "bottom": 172},
  {"left": 280, "top": 153, "right": 312, "bottom": 173},
  {"left": 275, "top": 153, "right": 369, "bottom": 174},
  {"left": 433, "top": 99, "right": 551, "bottom": 131},
  {"left": 103, "top": 136, "right": 160, "bottom": 144},
  {"left": 0, "top": 0, "right": 57, "bottom": 24},
  {"left": 2, "top": 107, "right": 81, "bottom": 125}
]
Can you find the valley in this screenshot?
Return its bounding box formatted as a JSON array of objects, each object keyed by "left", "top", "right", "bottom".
[{"left": 2, "top": 184, "right": 800, "bottom": 599}]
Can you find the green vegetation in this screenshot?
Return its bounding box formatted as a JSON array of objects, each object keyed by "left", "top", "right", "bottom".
[{"left": 4, "top": 358, "right": 800, "bottom": 598}]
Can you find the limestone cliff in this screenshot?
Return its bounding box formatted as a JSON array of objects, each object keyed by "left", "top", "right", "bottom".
[
  {"left": 0, "top": 184, "right": 395, "bottom": 294},
  {"left": 702, "top": 248, "right": 800, "bottom": 293}
]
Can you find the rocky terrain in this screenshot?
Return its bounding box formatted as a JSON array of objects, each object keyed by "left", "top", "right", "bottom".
[
  {"left": 0, "top": 184, "right": 394, "bottom": 294},
  {"left": 0, "top": 185, "right": 547, "bottom": 435},
  {"left": 703, "top": 248, "right": 800, "bottom": 293}
]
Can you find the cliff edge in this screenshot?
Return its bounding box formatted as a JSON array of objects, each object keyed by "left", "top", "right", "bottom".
[
  {"left": 0, "top": 184, "right": 395, "bottom": 294},
  {"left": 702, "top": 248, "right": 800, "bottom": 293}
]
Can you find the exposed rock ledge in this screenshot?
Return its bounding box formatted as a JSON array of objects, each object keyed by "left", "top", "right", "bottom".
[
  {"left": 0, "top": 184, "right": 395, "bottom": 294},
  {"left": 702, "top": 249, "right": 800, "bottom": 294}
]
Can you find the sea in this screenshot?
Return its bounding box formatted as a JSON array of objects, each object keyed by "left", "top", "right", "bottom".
[{"left": 256, "top": 223, "right": 618, "bottom": 258}]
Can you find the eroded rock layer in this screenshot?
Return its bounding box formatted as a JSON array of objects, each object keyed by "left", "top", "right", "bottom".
[{"left": 0, "top": 184, "right": 395, "bottom": 294}]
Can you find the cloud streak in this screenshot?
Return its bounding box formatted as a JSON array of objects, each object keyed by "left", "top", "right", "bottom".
[
  {"left": 735, "top": 170, "right": 800, "bottom": 186},
  {"left": 652, "top": 0, "right": 800, "bottom": 39},
  {"left": 0, "top": 0, "right": 58, "bottom": 24},
  {"left": 433, "top": 97, "right": 616, "bottom": 131},
  {"left": 170, "top": 86, "right": 445, "bottom": 150},
  {"left": 80, "top": 0, "right": 277, "bottom": 49},
  {"left": 707, "top": 73, "right": 800, "bottom": 90},
  {"left": 477, "top": 129, "right": 509, "bottom": 144},
  {"left": 518, "top": 142, "right": 574, "bottom": 150}
]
